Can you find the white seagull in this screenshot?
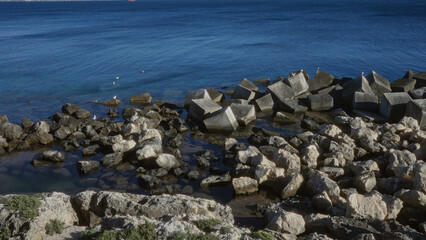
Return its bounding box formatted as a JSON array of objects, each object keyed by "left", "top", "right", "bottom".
[
  {"left": 113, "top": 95, "right": 117, "bottom": 100},
  {"left": 141, "top": 70, "right": 145, "bottom": 74},
  {"left": 92, "top": 115, "right": 96, "bottom": 120},
  {"left": 115, "top": 76, "right": 119, "bottom": 80}
]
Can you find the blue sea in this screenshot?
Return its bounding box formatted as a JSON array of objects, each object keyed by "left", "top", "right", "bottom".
[
  {"left": 0, "top": 0, "right": 425, "bottom": 123},
  {"left": 0, "top": 0, "right": 425, "bottom": 210}
]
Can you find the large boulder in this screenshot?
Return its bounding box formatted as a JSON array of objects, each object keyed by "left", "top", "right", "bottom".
[
  {"left": 267, "top": 81, "right": 296, "bottom": 106},
  {"left": 308, "top": 94, "right": 334, "bottom": 111},
  {"left": 284, "top": 72, "right": 309, "bottom": 96},
  {"left": 280, "top": 99, "right": 308, "bottom": 113},
  {"left": 154, "top": 153, "right": 180, "bottom": 171},
  {"left": 188, "top": 98, "right": 221, "bottom": 122},
  {"left": 274, "top": 173, "right": 304, "bottom": 199},
  {"left": 232, "top": 176, "right": 259, "bottom": 195},
  {"left": 0, "top": 122, "right": 22, "bottom": 141},
  {"left": 61, "top": 103, "right": 80, "bottom": 115},
  {"left": 203, "top": 107, "right": 238, "bottom": 133},
  {"left": 342, "top": 76, "right": 374, "bottom": 104},
  {"left": 391, "top": 77, "right": 417, "bottom": 92},
  {"left": 366, "top": 71, "right": 391, "bottom": 98},
  {"left": 380, "top": 92, "right": 412, "bottom": 122},
  {"left": 254, "top": 93, "right": 275, "bottom": 112},
  {"left": 346, "top": 191, "right": 403, "bottom": 220},
  {"left": 266, "top": 210, "right": 305, "bottom": 235},
  {"left": 229, "top": 103, "right": 256, "bottom": 126}
]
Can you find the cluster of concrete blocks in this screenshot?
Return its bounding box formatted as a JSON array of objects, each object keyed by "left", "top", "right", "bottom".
[{"left": 185, "top": 69, "right": 426, "bottom": 133}]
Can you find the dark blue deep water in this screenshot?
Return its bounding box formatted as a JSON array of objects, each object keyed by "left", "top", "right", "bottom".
[
  {"left": 0, "top": 1, "right": 425, "bottom": 210},
  {"left": 0, "top": 0, "right": 425, "bottom": 123}
]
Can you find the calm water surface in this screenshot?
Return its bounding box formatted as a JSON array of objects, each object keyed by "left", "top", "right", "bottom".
[{"left": 0, "top": 0, "right": 425, "bottom": 207}]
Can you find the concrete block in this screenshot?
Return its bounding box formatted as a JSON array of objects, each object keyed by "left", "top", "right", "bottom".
[
  {"left": 273, "top": 112, "right": 300, "bottom": 124},
  {"left": 188, "top": 99, "right": 222, "bottom": 122},
  {"left": 414, "top": 72, "right": 426, "bottom": 88},
  {"left": 342, "top": 76, "right": 374, "bottom": 104},
  {"left": 309, "top": 69, "right": 334, "bottom": 92},
  {"left": 284, "top": 72, "right": 309, "bottom": 96},
  {"left": 353, "top": 110, "right": 388, "bottom": 123},
  {"left": 184, "top": 89, "right": 211, "bottom": 109},
  {"left": 232, "top": 85, "right": 256, "bottom": 101},
  {"left": 391, "top": 78, "right": 417, "bottom": 92},
  {"left": 239, "top": 78, "right": 259, "bottom": 91},
  {"left": 267, "top": 81, "right": 296, "bottom": 105},
  {"left": 366, "top": 71, "right": 391, "bottom": 98},
  {"left": 308, "top": 94, "right": 334, "bottom": 111},
  {"left": 203, "top": 107, "right": 238, "bottom": 133},
  {"left": 380, "top": 92, "right": 412, "bottom": 122},
  {"left": 254, "top": 93, "right": 274, "bottom": 112},
  {"left": 230, "top": 103, "right": 256, "bottom": 126},
  {"left": 352, "top": 92, "right": 379, "bottom": 112},
  {"left": 405, "top": 99, "right": 426, "bottom": 129},
  {"left": 222, "top": 99, "right": 249, "bottom": 108},
  {"left": 280, "top": 100, "right": 308, "bottom": 113},
  {"left": 206, "top": 88, "right": 224, "bottom": 103}
]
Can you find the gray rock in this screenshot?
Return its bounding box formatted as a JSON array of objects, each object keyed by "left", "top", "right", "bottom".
[
  {"left": 266, "top": 210, "right": 305, "bottom": 235},
  {"left": 231, "top": 84, "right": 256, "bottom": 101},
  {"left": 380, "top": 92, "right": 412, "bottom": 122},
  {"left": 414, "top": 164, "right": 426, "bottom": 193},
  {"left": 82, "top": 125, "right": 97, "bottom": 138},
  {"left": 284, "top": 72, "right": 309, "bottom": 96},
  {"left": 54, "top": 126, "right": 71, "bottom": 140},
  {"left": 319, "top": 167, "right": 345, "bottom": 179},
  {"left": 188, "top": 98, "right": 222, "bottom": 122},
  {"left": 0, "top": 122, "right": 22, "bottom": 140},
  {"left": 346, "top": 191, "right": 392, "bottom": 220},
  {"left": 254, "top": 93, "right": 274, "bottom": 112},
  {"left": 232, "top": 176, "right": 258, "bottom": 194},
  {"left": 61, "top": 103, "right": 80, "bottom": 115},
  {"left": 38, "top": 150, "right": 65, "bottom": 162},
  {"left": 154, "top": 153, "right": 180, "bottom": 171},
  {"left": 82, "top": 144, "right": 100, "bottom": 156},
  {"left": 136, "top": 143, "right": 162, "bottom": 161},
  {"left": 203, "top": 106, "right": 238, "bottom": 133},
  {"left": 313, "top": 191, "right": 333, "bottom": 211},
  {"left": 21, "top": 118, "right": 33, "bottom": 130},
  {"left": 138, "top": 174, "right": 162, "bottom": 189},
  {"left": 366, "top": 71, "right": 391, "bottom": 98},
  {"left": 395, "top": 189, "right": 426, "bottom": 211},
  {"left": 77, "top": 160, "right": 100, "bottom": 174},
  {"left": 72, "top": 109, "right": 91, "bottom": 119},
  {"left": 222, "top": 99, "right": 249, "bottom": 108},
  {"left": 274, "top": 111, "right": 300, "bottom": 124},
  {"left": 352, "top": 92, "right": 379, "bottom": 112},
  {"left": 187, "top": 170, "right": 200, "bottom": 180},
  {"left": 301, "top": 144, "right": 319, "bottom": 169},
  {"left": 305, "top": 171, "right": 341, "bottom": 204},
  {"left": 254, "top": 165, "right": 285, "bottom": 185},
  {"left": 377, "top": 177, "right": 413, "bottom": 195},
  {"left": 101, "top": 152, "right": 123, "bottom": 167},
  {"left": 200, "top": 173, "right": 231, "bottom": 188},
  {"left": 274, "top": 173, "right": 304, "bottom": 199},
  {"left": 309, "top": 69, "right": 334, "bottom": 92},
  {"left": 275, "top": 149, "right": 300, "bottom": 174},
  {"left": 405, "top": 99, "right": 426, "bottom": 129},
  {"left": 308, "top": 94, "right": 334, "bottom": 111},
  {"left": 386, "top": 149, "right": 417, "bottom": 177},
  {"left": 229, "top": 103, "right": 256, "bottom": 126},
  {"left": 354, "top": 171, "right": 376, "bottom": 193},
  {"left": 129, "top": 92, "right": 152, "bottom": 105},
  {"left": 112, "top": 139, "right": 136, "bottom": 153}
]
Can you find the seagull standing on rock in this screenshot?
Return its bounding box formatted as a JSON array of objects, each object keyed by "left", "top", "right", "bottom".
[
  {"left": 113, "top": 95, "right": 117, "bottom": 100},
  {"left": 93, "top": 115, "right": 96, "bottom": 120}
]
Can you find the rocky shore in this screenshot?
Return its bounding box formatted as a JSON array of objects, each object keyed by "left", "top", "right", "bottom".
[{"left": 0, "top": 69, "right": 425, "bottom": 239}]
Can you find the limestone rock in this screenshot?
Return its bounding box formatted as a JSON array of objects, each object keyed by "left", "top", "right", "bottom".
[
  {"left": 275, "top": 149, "right": 301, "bottom": 174},
  {"left": 232, "top": 176, "right": 259, "bottom": 194},
  {"left": 0, "top": 122, "right": 22, "bottom": 141},
  {"left": 101, "top": 152, "right": 123, "bottom": 167},
  {"left": 38, "top": 150, "right": 65, "bottom": 162},
  {"left": 266, "top": 210, "right": 305, "bottom": 235},
  {"left": 274, "top": 173, "right": 304, "bottom": 199},
  {"left": 77, "top": 161, "right": 100, "bottom": 174},
  {"left": 354, "top": 171, "right": 376, "bottom": 193}
]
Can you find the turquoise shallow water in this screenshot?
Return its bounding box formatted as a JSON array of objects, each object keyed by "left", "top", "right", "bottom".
[{"left": 0, "top": 0, "right": 425, "bottom": 123}]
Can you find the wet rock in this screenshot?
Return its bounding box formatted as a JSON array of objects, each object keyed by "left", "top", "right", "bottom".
[
  {"left": 72, "top": 109, "right": 91, "bottom": 119},
  {"left": 112, "top": 139, "right": 136, "bottom": 153},
  {"left": 232, "top": 176, "right": 258, "bottom": 194},
  {"left": 231, "top": 84, "right": 256, "bottom": 101},
  {"left": 38, "top": 150, "right": 65, "bottom": 162},
  {"left": 366, "top": 71, "right": 391, "bottom": 98},
  {"left": 229, "top": 103, "right": 256, "bottom": 126},
  {"left": 186, "top": 170, "right": 200, "bottom": 180},
  {"left": 129, "top": 92, "right": 152, "bottom": 105},
  {"left": 101, "top": 152, "right": 123, "bottom": 167},
  {"left": 21, "top": 118, "right": 33, "bottom": 130},
  {"left": 77, "top": 160, "right": 100, "bottom": 174},
  {"left": 82, "top": 144, "right": 100, "bottom": 156},
  {"left": 82, "top": 125, "right": 97, "bottom": 138},
  {"left": 308, "top": 94, "right": 334, "bottom": 111},
  {"left": 254, "top": 93, "right": 274, "bottom": 112},
  {"left": 62, "top": 103, "right": 80, "bottom": 115},
  {"left": 266, "top": 210, "right": 305, "bottom": 235},
  {"left": 188, "top": 98, "right": 222, "bottom": 122},
  {"left": 138, "top": 174, "right": 162, "bottom": 189},
  {"left": 380, "top": 92, "right": 412, "bottom": 122},
  {"left": 352, "top": 92, "right": 379, "bottom": 112},
  {"left": 54, "top": 125, "right": 71, "bottom": 140},
  {"left": 253, "top": 77, "right": 271, "bottom": 85},
  {"left": 154, "top": 153, "right": 180, "bottom": 171},
  {"left": 274, "top": 111, "right": 300, "bottom": 124},
  {"left": 0, "top": 122, "right": 22, "bottom": 140},
  {"left": 200, "top": 172, "right": 231, "bottom": 188}
]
